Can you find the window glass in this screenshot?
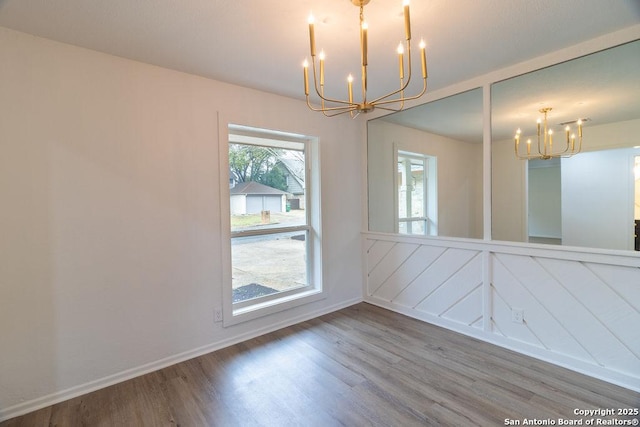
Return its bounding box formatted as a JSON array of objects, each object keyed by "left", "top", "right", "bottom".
[
  {"left": 397, "top": 150, "right": 437, "bottom": 236},
  {"left": 228, "top": 130, "right": 311, "bottom": 305}
]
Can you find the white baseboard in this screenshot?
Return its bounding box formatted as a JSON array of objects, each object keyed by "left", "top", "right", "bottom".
[
  {"left": 0, "top": 296, "right": 363, "bottom": 423},
  {"left": 365, "top": 296, "right": 640, "bottom": 393}
]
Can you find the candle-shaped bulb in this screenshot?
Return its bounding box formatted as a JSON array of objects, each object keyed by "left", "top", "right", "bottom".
[
  {"left": 347, "top": 74, "right": 354, "bottom": 104},
  {"left": 419, "top": 39, "right": 427, "bottom": 78},
  {"left": 397, "top": 43, "right": 404, "bottom": 80},
  {"left": 319, "top": 50, "right": 325, "bottom": 86},
  {"left": 361, "top": 22, "right": 368, "bottom": 67},
  {"left": 303, "top": 59, "right": 309, "bottom": 96},
  {"left": 527, "top": 139, "right": 531, "bottom": 155},
  {"left": 308, "top": 13, "right": 316, "bottom": 57},
  {"left": 577, "top": 119, "right": 583, "bottom": 139},
  {"left": 403, "top": 0, "right": 411, "bottom": 40}
]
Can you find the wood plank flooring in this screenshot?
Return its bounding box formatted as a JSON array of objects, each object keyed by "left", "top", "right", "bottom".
[{"left": 3, "top": 303, "right": 639, "bottom": 426}]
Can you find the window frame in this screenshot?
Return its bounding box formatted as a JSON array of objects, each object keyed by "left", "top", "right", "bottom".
[{"left": 219, "top": 120, "right": 324, "bottom": 326}]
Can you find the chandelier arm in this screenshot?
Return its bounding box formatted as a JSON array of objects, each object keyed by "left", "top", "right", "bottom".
[
  {"left": 307, "top": 102, "right": 356, "bottom": 113},
  {"left": 536, "top": 133, "right": 544, "bottom": 158},
  {"left": 554, "top": 141, "right": 573, "bottom": 156},
  {"left": 514, "top": 142, "right": 530, "bottom": 160},
  {"left": 372, "top": 77, "right": 427, "bottom": 107},
  {"left": 321, "top": 102, "right": 356, "bottom": 117},
  {"left": 535, "top": 139, "right": 577, "bottom": 158},
  {"left": 312, "top": 105, "right": 357, "bottom": 117},
  {"left": 514, "top": 138, "right": 583, "bottom": 161},
  {"left": 367, "top": 78, "right": 415, "bottom": 106},
  {"left": 370, "top": 105, "right": 407, "bottom": 113},
  {"left": 550, "top": 140, "right": 581, "bottom": 157},
  {"left": 306, "top": 97, "right": 357, "bottom": 114},
  {"left": 369, "top": 41, "right": 414, "bottom": 105},
  {"left": 309, "top": 57, "right": 358, "bottom": 107},
  {"left": 321, "top": 107, "right": 359, "bottom": 117},
  {"left": 322, "top": 109, "right": 357, "bottom": 117}
]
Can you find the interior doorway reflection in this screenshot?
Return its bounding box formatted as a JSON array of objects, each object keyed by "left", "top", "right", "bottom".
[{"left": 528, "top": 158, "right": 561, "bottom": 245}]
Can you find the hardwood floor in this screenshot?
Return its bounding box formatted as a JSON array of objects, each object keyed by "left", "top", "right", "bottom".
[{"left": 3, "top": 303, "right": 639, "bottom": 426}]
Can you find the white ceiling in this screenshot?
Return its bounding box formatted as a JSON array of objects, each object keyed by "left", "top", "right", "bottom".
[{"left": 0, "top": 0, "right": 638, "bottom": 106}]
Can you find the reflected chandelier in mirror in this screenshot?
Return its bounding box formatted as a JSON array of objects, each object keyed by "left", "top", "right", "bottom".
[
  {"left": 514, "top": 107, "right": 584, "bottom": 160},
  {"left": 492, "top": 40, "right": 640, "bottom": 251}
]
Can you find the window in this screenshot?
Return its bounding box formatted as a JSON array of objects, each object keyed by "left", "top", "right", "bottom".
[
  {"left": 222, "top": 124, "right": 323, "bottom": 325},
  {"left": 396, "top": 150, "right": 437, "bottom": 235}
]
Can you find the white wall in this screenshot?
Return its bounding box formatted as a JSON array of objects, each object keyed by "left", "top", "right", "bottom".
[
  {"left": 562, "top": 147, "right": 639, "bottom": 250},
  {"left": 491, "top": 138, "right": 527, "bottom": 242},
  {"left": 528, "top": 161, "right": 561, "bottom": 240},
  {"left": 0, "top": 27, "right": 363, "bottom": 419},
  {"left": 368, "top": 120, "right": 483, "bottom": 239}
]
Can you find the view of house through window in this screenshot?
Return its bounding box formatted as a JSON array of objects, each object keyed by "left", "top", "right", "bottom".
[
  {"left": 228, "top": 128, "right": 311, "bottom": 305},
  {"left": 397, "top": 150, "right": 437, "bottom": 235}
]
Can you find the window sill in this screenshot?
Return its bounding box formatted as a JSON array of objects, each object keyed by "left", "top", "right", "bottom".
[{"left": 223, "top": 288, "right": 325, "bottom": 327}]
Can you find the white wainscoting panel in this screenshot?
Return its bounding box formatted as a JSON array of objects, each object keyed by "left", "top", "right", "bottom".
[
  {"left": 367, "top": 239, "right": 484, "bottom": 329},
  {"left": 363, "top": 232, "right": 640, "bottom": 391}
]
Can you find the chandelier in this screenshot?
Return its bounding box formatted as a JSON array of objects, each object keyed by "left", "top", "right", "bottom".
[
  {"left": 303, "top": 0, "right": 428, "bottom": 118},
  {"left": 514, "top": 108, "right": 584, "bottom": 160}
]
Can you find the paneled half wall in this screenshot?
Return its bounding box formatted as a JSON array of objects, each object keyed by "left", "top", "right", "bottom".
[{"left": 363, "top": 233, "right": 640, "bottom": 391}]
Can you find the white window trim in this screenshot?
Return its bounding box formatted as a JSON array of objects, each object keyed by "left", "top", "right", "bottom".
[
  {"left": 217, "top": 115, "right": 324, "bottom": 327},
  {"left": 393, "top": 145, "right": 438, "bottom": 236}
]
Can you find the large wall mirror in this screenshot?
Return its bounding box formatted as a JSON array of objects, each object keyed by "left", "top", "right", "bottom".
[
  {"left": 491, "top": 40, "right": 640, "bottom": 251},
  {"left": 368, "top": 88, "right": 483, "bottom": 239}
]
